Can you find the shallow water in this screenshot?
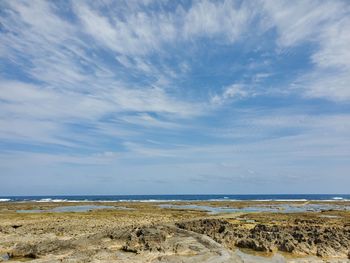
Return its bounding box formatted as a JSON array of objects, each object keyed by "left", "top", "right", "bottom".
[
  {"left": 159, "top": 203, "right": 350, "bottom": 214},
  {"left": 16, "top": 205, "right": 130, "bottom": 213}
]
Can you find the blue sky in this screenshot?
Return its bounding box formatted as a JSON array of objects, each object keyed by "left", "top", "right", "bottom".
[{"left": 0, "top": 0, "right": 350, "bottom": 195}]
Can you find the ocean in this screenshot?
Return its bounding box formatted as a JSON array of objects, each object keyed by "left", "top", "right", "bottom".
[{"left": 0, "top": 194, "right": 349, "bottom": 202}]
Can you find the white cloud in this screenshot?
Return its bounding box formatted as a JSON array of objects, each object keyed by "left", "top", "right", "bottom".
[
  {"left": 261, "top": 0, "right": 346, "bottom": 47},
  {"left": 120, "top": 113, "right": 182, "bottom": 129},
  {"left": 75, "top": 0, "right": 257, "bottom": 57},
  {"left": 3, "top": 0, "right": 74, "bottom": 45},
  {"left": 183, "top": 0, "right": 254, "bottom": 42},
  {"left": 211, "top": 84, "right": 249, "bottom": 105},
  {"left": 110, "top": 86, "right": 202, "bottom": 117},
  {"left": 0, "top": 1, "right": 206, "bottom": 147},
  {"left": 262, "top": 0, "right": 350, "bottom": 101},
  {"left": 74, "top": 2, "right": 177, "bottom": 56},
  {"left": 0, "top": 79, "right": 201, "bottom": 147},
  {"left": 0, "top": 81, "right": 115, "bottom": 121},
  {"left": 312, "top": 17, "right": 350, "bottom": 70},
  {"left": 302, "top": 15, "right": 350, "bottom": 100},
  {"left": 300, "top": 71, "right": 350, "bottom": 100}
]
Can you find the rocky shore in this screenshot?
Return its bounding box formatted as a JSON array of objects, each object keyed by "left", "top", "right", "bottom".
[
  {"left": 0, "top": 201, "right": 349, "bottom": 262},
  {"left": 176, "top": 217, "right": 350, "bottom": 258}
]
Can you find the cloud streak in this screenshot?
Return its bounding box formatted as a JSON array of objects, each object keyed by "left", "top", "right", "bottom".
[{"left": 0, "top": 0, "right": 349, "bottom": 194}]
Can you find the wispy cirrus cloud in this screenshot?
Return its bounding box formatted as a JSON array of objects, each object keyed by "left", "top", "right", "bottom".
[
  {"left": 261, "top": 0, "right": 350, "bottom": 101},
  {"left": 0, "top": 0, "right": 205, "bottom": 151},
  {"left": 1, "top": 0, "right": 350, "bottom": 194},
  {"left": 261, "top": 0, "right": 346, "bottom": 47},
  {"left": 183, "top": 0, "right": 255, "bottom": 41},
  {"left": 74, "top": 1, "right": 178, "bottom": 56}
]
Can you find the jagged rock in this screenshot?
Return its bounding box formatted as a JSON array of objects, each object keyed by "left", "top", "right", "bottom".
[
  {"left": 278, "top": 239, "right": 295, "bottom": 253},
  {"left": 236, "top": 238, "right": 270, "bottom": 252},
  {"left": 122, "top": 226, "right": 168, "bottom": 253},
  {"left": 120, "top": 224, "right": 243, "bottom": 262},
  {"left": 176, "top": 218, "right": 350, "bottom": 258}
]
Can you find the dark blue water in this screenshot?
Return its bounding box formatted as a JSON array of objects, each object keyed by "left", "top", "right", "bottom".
[{"left": 0, "top": 194, "right": 349, "bottom": 202}]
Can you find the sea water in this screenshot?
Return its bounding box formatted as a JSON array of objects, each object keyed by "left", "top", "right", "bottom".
[{"left": 1, "top": 194, "right": 350, "bottom": 203}]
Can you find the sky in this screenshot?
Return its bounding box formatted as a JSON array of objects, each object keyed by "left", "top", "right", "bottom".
[{"left": 0, "top": 0, "right": 350, "bottom": 196}]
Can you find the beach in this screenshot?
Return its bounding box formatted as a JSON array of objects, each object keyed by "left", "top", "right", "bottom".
[{"left": 0, "top": 200, "right": 349, "bottom": 262}]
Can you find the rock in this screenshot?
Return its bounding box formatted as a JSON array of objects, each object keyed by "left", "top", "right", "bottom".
[
  {"left": 122, "top": 226, "right": 168, "bottom": 253},
  {"left": 10, "top": 239, "right": 74, "bottom": 259},
  {"left": 176, "top": 218, "right": 350, "bottom": 258},
  {"left": 278, "top": 239, "right": 295, "bottom": 253},
  {"left": 120, "top": 224, "right": 243, "bottom": 262},
  {"left": 236, "top": 238, "right": 270, "bottom": 252}
]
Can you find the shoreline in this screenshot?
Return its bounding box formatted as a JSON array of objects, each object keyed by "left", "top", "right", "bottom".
[{"left": 1, "top": 201, "right": 349, "bottom": 262}]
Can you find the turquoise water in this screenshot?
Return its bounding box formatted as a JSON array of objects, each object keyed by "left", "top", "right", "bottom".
[{"left": 16, "top": 205, "right": 130, "bottom": 213}]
